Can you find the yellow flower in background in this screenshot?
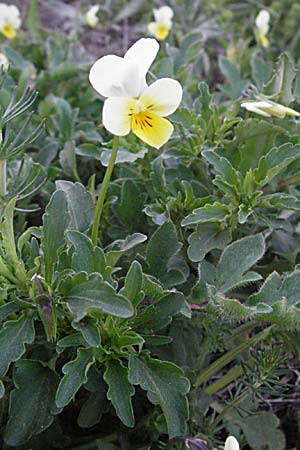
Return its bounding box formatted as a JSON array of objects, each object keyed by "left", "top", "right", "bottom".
[
  {"left": 255, "top": 9, "right": 270, "bottom": 48},
  {"left": 0, "top": 3, "right": 21, "bottom": 39},
  {"left": 0, "top": 52, "right": 8, "bottom": 70},
  {"left": 241, "top": 99, "right": 300, "bottom": 118},
  {"left": 89, "top": 38, "right": 182, "bottom": 149},
  {"left": 224, "top": 436, "right": 240, "bottom": 450},
  {"left": 148, "top": 6, "right": 174, "bottom": 41},
  {"left": 85, "top": 5, "right": 99, "bottom": 28}
]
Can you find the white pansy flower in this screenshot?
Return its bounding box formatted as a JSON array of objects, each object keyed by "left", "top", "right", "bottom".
[
  {"left": 255, "top": 9, "right": 270, "bottom": 48},
  {"left": 0, "top": 3, "right": 21, "bottom": 39},
  {"left": 85, "top": 5, "right": 99, "bottom": 28},
  {"left": 241, "top": 99, "right": 300, "bottom": 118},
  {"left": 89, "top": 38, "right": 182, "bottom": 149},
  {"left": 0, "top": 52, "right": 8, "bottom": 70},
  {"left": 148, "top": 6, "right": 174, "bottom": 41},
  {"left": 224, "top": 436, "right": 240, "bottom": 450}
]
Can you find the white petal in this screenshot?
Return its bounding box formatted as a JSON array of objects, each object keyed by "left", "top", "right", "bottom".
[
  {"left": 148, "top": 22, "right": 157, "bottom": 37},
  {"left": 241, "top": 102, "right": 271, "bottom": 117},
  {"left": 102, "top": 97, "right": 136, "bottom": 136},
  {"left": 154, "top": 6, "right": 174, "bottom": 23},
  {"left": 140, "top": 78, "right": 183, "bottom": 117},
  {"left": 124, "top": 38, "right": 159, "bottom": 82},
  {"left": 89, "top": 55, "right": 141, "bottom": 98},
  {"left": 224, "top": 436, "right": 240, "bottom": 450},
  {"left": 255, "top": 10, "right": 270, "bottom": 28}
]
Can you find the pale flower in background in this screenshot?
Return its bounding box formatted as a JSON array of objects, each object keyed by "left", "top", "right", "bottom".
[
  {"left": 255, "top": 9, "right": 270, "bottom": 48},
  {"left": 224, "top": 436, "right": 240, "bottom": 450},
  {"left": 89, "top": 38, "right": 182, "bottom": 149},
  {"left": 241, "top": 99, "right": 300, "bottom": 118},
  {"left": 0, "top": 52, "right": 8, "bottom": 70},
  {"left": 0, "top": 3, "right": 21, "bottom": 39},
  {"left": 85, "top": 5, "right": 99, "bottom": 28},
  {"left": 148, "top": 6, "right": 174, "bottom": 41}
]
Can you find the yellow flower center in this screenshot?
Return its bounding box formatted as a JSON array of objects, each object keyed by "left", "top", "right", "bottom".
[
  {"left": 155, "top": 23, "right": 169, "bottom": 41},
  {"left": 1, "top": 23, "right": 16, "bottom": 39}
]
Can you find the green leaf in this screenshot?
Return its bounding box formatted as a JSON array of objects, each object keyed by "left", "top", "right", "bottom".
[
  {"left": 187, "top": 223, "right": 232, "bottom": 262},
  {"left": 241, "top": 411, "right": 285, "bottom": 450},
  {"left": 0, "top": 314, "right": 35, "bottom": 376},
  {"left": 216, "top": 234, "right": 265, "bottom": 293},
  {"left": 56, "top": 348, "right": 95, "bottom": 408},
  {"left": 66, "top": 230, "right": 106, "bottom": 275},
  {"left": 72, "top": 317, "right": 101, "bottom": 347},
  {"left": 78, "top": 375, "right": 108, "bottom": 428},
  {"left": 261, "top": 193, "right": 300, "bottom": 210},
  {"left": 42, "top": 190, "right": 69, "bottom": 284},
  {"left": 251, "top": 52, "right": 273, "bottom": 89},
  {"left": 254, "top": 143, "right": 300, "bottom": 187},
  {"left": 56, "top": 180, "right": 94, "bottom": 232},
  {"left": 119, "top": 260, "right": 143, "bottom": 306},
  {"left": 218, "top": 56, "right": 249, "bottom": 99},
  {"left": 132, "top": 291, "right": 185, "bottom": 333},
  {"left": 113, "top": 179, "right": 145, "bottom": 231},
  {"left": 0, "top": 380, "right": 4, "bottom": 398},
  {"left": 4, "top": 360, "right": 58, "bottom": 446},
  {"left": 146, "top": 221, "right": 186, "bottom": 286},
  {"left": 106, "top": 233, "right": 147, "bottom": 267},
  {"left": 59, "top": 272, "right": 134, "bottom": 320},
  {"left": 263, "top": 53, "right": 296, "bottom": 105},
  {"left": 0, "top": 302, "right": 19, "bottom": 322},
  {"left": 181, "top": 202, "right": 230, "bottom": 227},
  {"left": 100, "top": 146, "right": 147, "bottom": 166},
  {"left": 104, "top": 359, "right": 135, "bottom": 428},
  {"left": 128, "top": 355, "right": 190, "bottom": 438},
  {"left": 59, "top": 140, "right": 79, "bottom": 179}
]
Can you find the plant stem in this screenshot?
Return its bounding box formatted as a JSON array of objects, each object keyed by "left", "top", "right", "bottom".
[
  {"left": 0, "top": 159, "right": 7, "bottom": 197},
  {"left": 91, "top": 135, "right": 119, "bottom": 246}
]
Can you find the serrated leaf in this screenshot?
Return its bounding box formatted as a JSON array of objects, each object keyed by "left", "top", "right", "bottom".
[
  {"left": 104, "top": 359, "right": 135, "bottom": 428},
  {"left": 248, "top": 271, "right": 282, "bottom": 306},
  {"left": 181, "top": 202, "right": 230, "bottom": 227},
  {"left": 0, "top": 314, "right": 35, "bottom": 376},
  {"left": 56, "top": 180, "right": 94, "bottom": 232},
  {"left": 56, "top": 348, "right": 95, "bottom": 408},
  {"left": 216, "top": 234, "right": 265, "bottom": 293},
  {"left": 59, "top": 272, "right": 134, "bottom": 320},
  {"left": 146, "top": 221, "right": 185, "bottom": 286},
  {"left": 261, "top": 193, "right": 300, "bottom": 210},
  {"left": 66, "top": 230, "right": 106, "bottom": 275},
  {"left": 42, "top": 190, "right": 69, "bottom": 284},
  {"left": 4, "top": 360, "right": 58, "bottom": 446},
  {"left": 128, "top": 356, "right": 190, "bottom": 438},
  {"left": 187, "top": 223, "right": 232, "bottom": 262}
]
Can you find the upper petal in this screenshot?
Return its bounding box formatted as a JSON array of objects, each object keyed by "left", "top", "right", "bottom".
[
  {"left": 255, "top": 10, "right": 270, "bottom": 29},
  {"left": 89, "top": 55, "right": 141, "bottom": 98},
  {"left": 124, "top": 38, "right": 159, "bottom": 82},
  {"left": 102, "top": 97, "right": 136, "bottom": 136},
  {"left": 140, "top": 78, "right": 183, "bottom": 117},
  {"left": 154, "top": 6, "right": 174, "bottom": 23}
]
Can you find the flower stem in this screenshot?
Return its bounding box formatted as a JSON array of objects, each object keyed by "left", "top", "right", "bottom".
[
  {"left": 0, "top": 159, "right": 7, "bottom": 197},
  {"left": 91, "top": 135, "right": 119, "bottom": 246}
]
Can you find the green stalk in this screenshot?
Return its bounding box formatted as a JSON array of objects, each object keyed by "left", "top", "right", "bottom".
[
  {"left": 91, "top": 136, "right": 119, "bottom": 246},
  {"left": 28, "top": 0, "right": 39, "bottom": 38},
  {"left": 204, "top": 365, "right": 244, "bottom": 395},
  {"left": 0, "top": 159, "right": 7, "bottom": 197},
  {"left": 194, "top": 326, "right": 272, "bottom": 387}
]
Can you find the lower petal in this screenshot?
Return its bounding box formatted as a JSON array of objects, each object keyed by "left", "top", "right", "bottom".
[
  {"left": 103, "top": 97, "right": 136, "bottom": 136},
  {"left": 131, "top": 111, "right": 174, "bottom": 149}
]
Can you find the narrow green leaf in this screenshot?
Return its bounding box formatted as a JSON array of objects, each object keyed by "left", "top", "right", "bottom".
[
  {"left": 59, "top": 272, "right": 134, "bottom": 321},
  {"left": 119, "top": 260, "right": 143, "bottom": 305},
  {"left": 181, "top": 202, "right": 230, "bottom": 227},
  {"left": 0, "top": 380, "right": 4, "bottom": 398},
  {"left": 66, "top": 230, "right": 106, "bottom": 275},
  {"left": 264, "top": 53, "right": 296, "bottom": 105},
  {"left": 104, "top": 359, "right": 135, "bottom": 428},
  {"left": 56, "top": 348, "right": 95, "bottom": 408},
  {"left": 0, "top": 314, "right": 35, "bottom": 376},
  {"left": 42, "top": 190, "right": 69, "bottom": 284},
  {"left": 4, "top": 360, "right": 58, "bottom": 446},
  {"left": 72, "top": 317, "right": 101, "bottom": 347},
  {"left": 128, "top": 355, "right": 190, "bottom": 438}
]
